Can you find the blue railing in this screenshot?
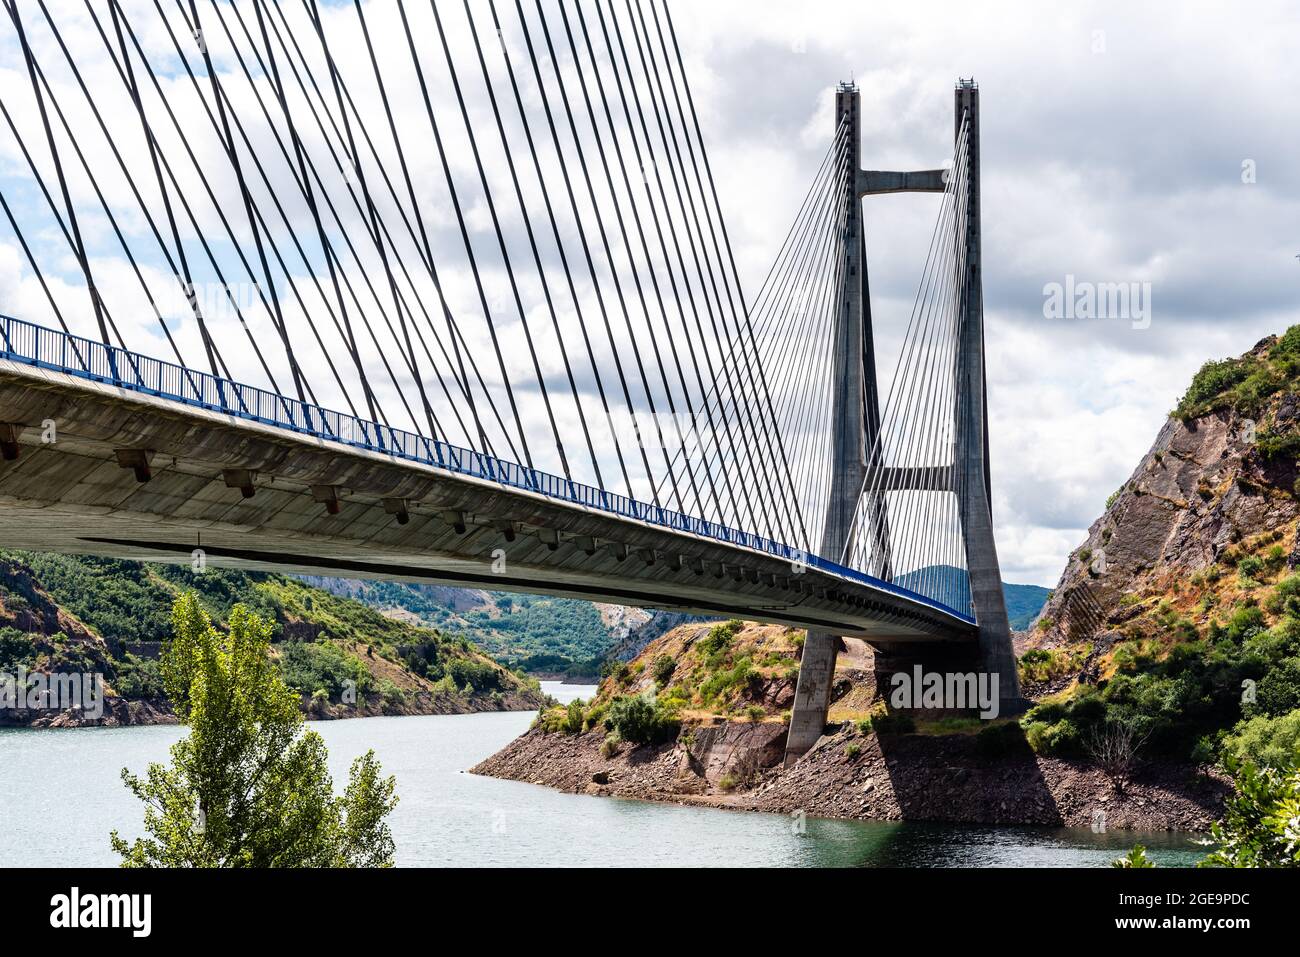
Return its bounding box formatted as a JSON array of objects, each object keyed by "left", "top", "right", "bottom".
[{"left": 0, "top": 314, "right": 975, "bottom": 624}]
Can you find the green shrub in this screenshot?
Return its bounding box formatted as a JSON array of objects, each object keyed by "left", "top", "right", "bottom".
[
  {"left": 0, "top": 626, "right": 36, "bottom": 670},
  {"left": 278, "top": 641, "right": 372, "bottom": 698},
  {"left": 845, "top": 742, "right": 861, "bottom": 758},
  {"left": 1271, "top": 324, "right": 1300, "bottom": 359},
  {"left": 1238, "top": 554, "right": 1266, "bottom": 587},
  {"left": 446, "top": 658, "right": 506, "bottom": 693},
  {"left": 535, "top": 701, "right": 585, "bottom": 735},
  {"left": 1023, "top": 718, "right": 1081, "bottom": 755},
  {"left": 696, "top": 620, "right": 743, "bottom": 663},
  {"left": 583, "top": 700, "right": 608, "bottom": 732},
  {"left": 699, "top": 655, "right": 753, "bottom": 703},
  {"left": 1250, "top": 658, "right": 1300, "bottom": 717},
  {"left": 605, "top": 693, "right": 679, "bottom": 745},
  {"left": 651, "top": 654, "right": 676, "bottom": 686},
  {"left": 1175, "top": 358, "right": 1252, "bottom": 419},
  {"left": 1112, "top": 845, "right": 1155, "bottom": 868},
  {"left": 1112, "top": 639, "right": 1158, "bottom": 673},
  {"left": 1226, "top": 605, "right": 1267, "bottom": 643},
  {"left": 111, "top": 653, "right": 165, "bottom": 699},
  {"left": 872, "top": 713, "right": 915, "bottom": 735},
  {"left": 977, "top": 721, "right": 1029, "bottom": 759},
  {"left": 1019, "top": 646, "right": 1086, "bottom": 684},
  {"left": 563, "top": 698, "right": 585, "bottom": 734},
  {"left": 1201, "top": 761, "right": 1300, "bottom": 867},
  {"left": 1221, "top": 711, "right": 1300, "bottom": 770}
]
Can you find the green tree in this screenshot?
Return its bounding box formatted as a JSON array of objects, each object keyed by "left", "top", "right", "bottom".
[
  {"left": 110, "top": 594, "right": 398, "bottom": 867},
  {"left": 1114, "top": 758, "right": 1300, "bottom": 868},
  {"left": 1112, "top": 845, "right": 1154, "bottom": 868},
  {"left": 1200, "top": 760, "right": 1300, "bottom": 868},
  {"left": 605, "top": 692, "right": 679, "bottom": 745}
]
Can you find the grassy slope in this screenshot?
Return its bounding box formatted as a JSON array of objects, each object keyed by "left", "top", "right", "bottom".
[
  {"left": 0, "top": 550, "right": 545, "bottom": 716},
  {"left": 297, "top": 577, "right": 615, "bottom": 673}
]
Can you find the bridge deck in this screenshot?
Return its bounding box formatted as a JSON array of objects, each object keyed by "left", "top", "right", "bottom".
[{"left": 0, "top": 316, "right": 975, "bottom": 642}]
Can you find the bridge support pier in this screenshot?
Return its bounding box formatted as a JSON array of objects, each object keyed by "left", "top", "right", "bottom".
[
  {"left": 784, "top": 630, "right": 841, "bottom": 764},
  {"left": 783, "top": 79, "right": 1025, "bottom": 764},
  {"left": 952, "top": 80, "right": 1023, "bottom": 713}
]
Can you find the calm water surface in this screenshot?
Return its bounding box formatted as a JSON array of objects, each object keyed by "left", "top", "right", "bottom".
[{"left": 0, "top": 683, "right": 1204, "bottom": 867}]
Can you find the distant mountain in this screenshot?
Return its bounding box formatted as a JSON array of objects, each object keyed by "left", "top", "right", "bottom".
[
  {"left": 296, "top": 577, "right": 646, "bottom": 676},
  {"left": 301, "top": 564, "right": 1054, "bottom": 676},
  {"left": 894, "top": 565, "right": 1051, "bottom": 631},
  {"left": 1003, "top": 582, "right": 1053, "bottom": 630}
]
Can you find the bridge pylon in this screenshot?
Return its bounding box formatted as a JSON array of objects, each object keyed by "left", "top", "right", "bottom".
[
  {"left": 784, "top": 80, "right": 1021, "bottom": 766},
  {"left": 783, "top": 84, "right": 882, "bottom": 764}
]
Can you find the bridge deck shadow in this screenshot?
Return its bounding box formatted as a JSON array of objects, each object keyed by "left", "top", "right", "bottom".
[
  {"left": 838, "top": 650, "right": 1062, "bottom": 826},
  {"left": 872, "top": 729, "right": 1063, "bottom": 826}
]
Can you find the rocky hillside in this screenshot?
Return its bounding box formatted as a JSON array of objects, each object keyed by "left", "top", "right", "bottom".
[
  {"left": 1030, "top": 333, "right": 1300, "bottom": 654},
  {"left": 0, "top": 551, "right": 547, "bottom": 727},
  {"left": 1017, "top": 331, "right": 1300, "bottom": 764}
]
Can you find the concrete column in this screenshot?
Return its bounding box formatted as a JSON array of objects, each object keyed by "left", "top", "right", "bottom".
[
  {"left": 784, "top": 629, "right": 840, "bottom": 762},
  {"left": 784, "top": 84, "right": 868, "bottom": 764},
  {"left": 953, "top": 80, "right": 1022, "bottom": 708}
]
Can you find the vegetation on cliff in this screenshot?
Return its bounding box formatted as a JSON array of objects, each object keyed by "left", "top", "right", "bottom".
[
  {"left": 1174, "top": 325, "right": 1300, "bottom": 422},
  {"left": 1024, "top": 326, "right": 1300, "bottom": 778},
  {"left": 0, "top": 550, "right": 545, "bottom": 721},
  {"left": 534, "top": 620, "right": 801, "bottom": 748}
]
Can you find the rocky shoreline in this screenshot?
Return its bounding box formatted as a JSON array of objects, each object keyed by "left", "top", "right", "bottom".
[
  {"left": 1, "top": 688, "right": 545, "bottom": 729},
  {"left": 472, "top": 719, "right": 1229, "bottom": 833}
]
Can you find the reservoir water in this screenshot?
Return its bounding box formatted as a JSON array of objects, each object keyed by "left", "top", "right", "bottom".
[{"left": 0, "top": 683, "right": 1204, "bottom": 867}]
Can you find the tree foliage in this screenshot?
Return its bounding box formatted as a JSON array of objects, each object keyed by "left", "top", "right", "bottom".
[
  {"left": 1199, "top": 759, "right": 1300, "bottom": 868},
  {"left": 1115, "top": 757, "right": 1300, "bottom": 868},
  {"left": 605, "top": 692, "right": 679, "bottom": 745},
  {"left": 110, "top": 594, "right": 398, "bottom": 867}
]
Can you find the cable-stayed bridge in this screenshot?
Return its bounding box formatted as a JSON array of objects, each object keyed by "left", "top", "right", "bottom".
[{"left": 0, "top": 0, "right": 1019, "bottom": 759}]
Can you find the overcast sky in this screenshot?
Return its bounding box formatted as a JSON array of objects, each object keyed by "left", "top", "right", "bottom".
[
  {"left": 2, "top": 1, "right": 1298, "bottom": 588},
  {"left": 674, "top": 0, "right": 1300, "bottom": 584}
]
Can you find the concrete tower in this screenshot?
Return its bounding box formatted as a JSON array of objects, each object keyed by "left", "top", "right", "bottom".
[{"left": 784, "top": 80, "right": 1020, "bottom": 765}]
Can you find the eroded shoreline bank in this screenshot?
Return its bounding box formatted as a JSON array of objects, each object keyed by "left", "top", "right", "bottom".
[{"left": 473, "top": 719, "right": 1228, "bottom": 832}]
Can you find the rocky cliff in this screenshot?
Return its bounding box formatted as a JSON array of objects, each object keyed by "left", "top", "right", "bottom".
[{"left": 1023, "top": 332, "right": 1300, "bottom": 693}]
